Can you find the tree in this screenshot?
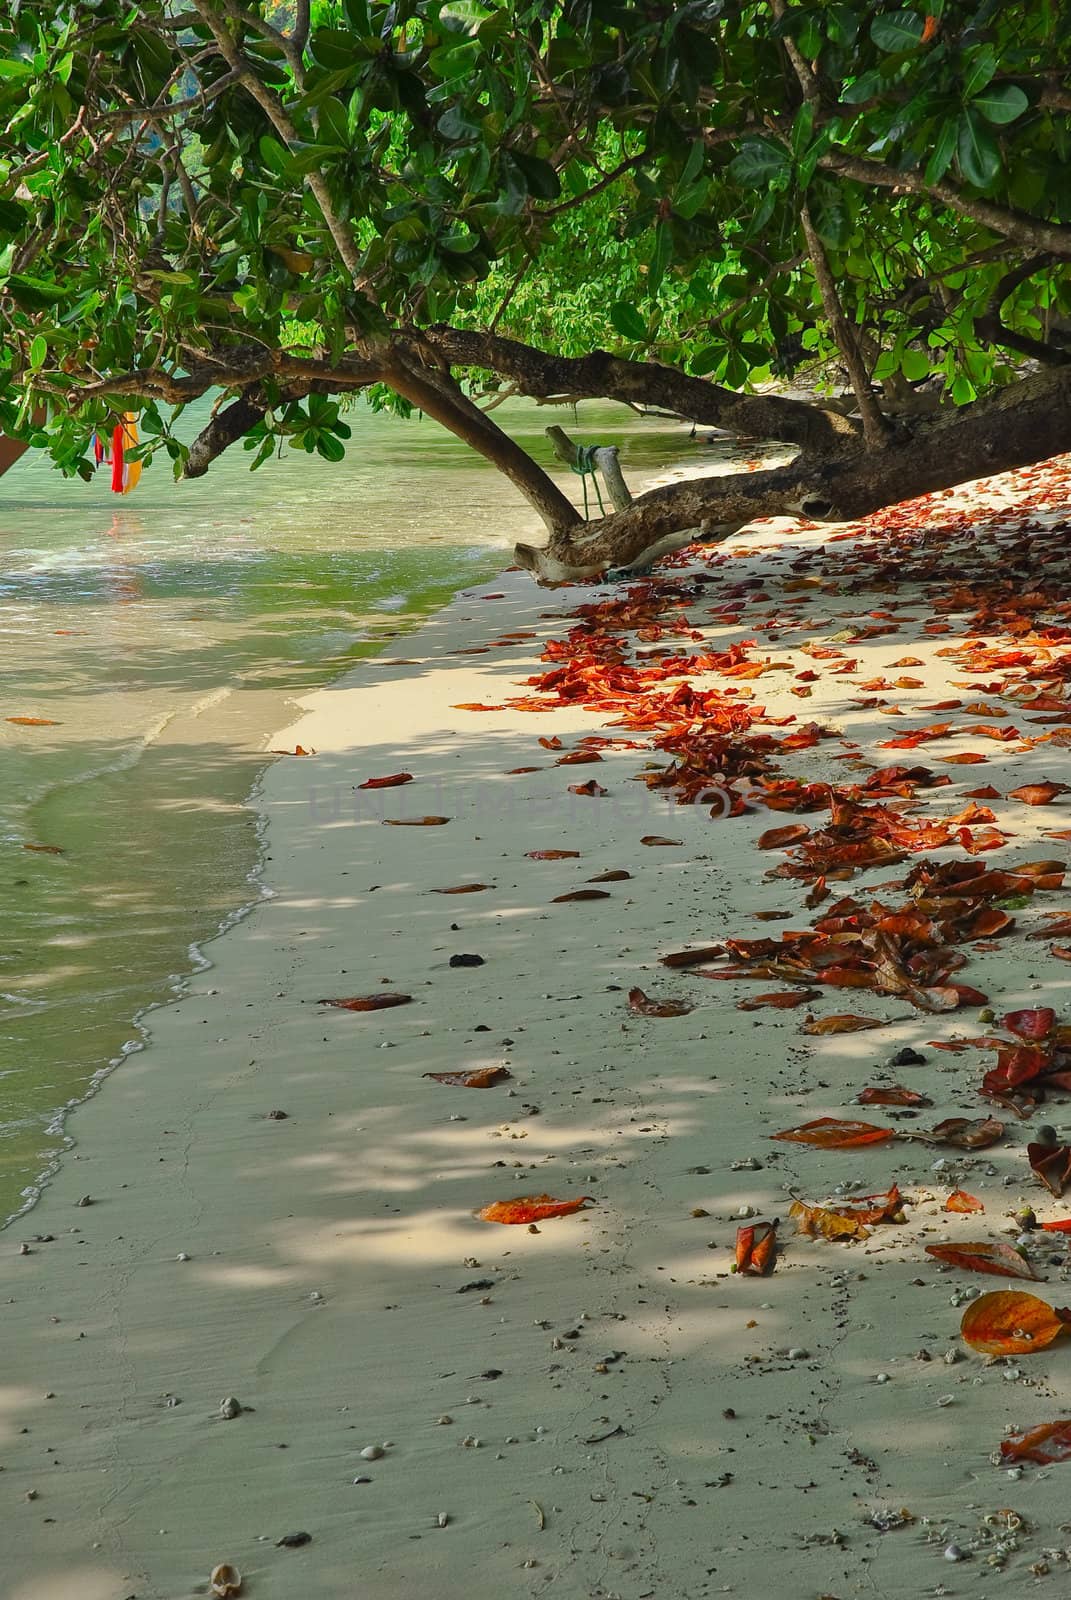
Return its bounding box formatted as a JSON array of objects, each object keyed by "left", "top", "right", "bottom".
[{"left": 2, "top": 0, "right": 1071, "bottom": 580}]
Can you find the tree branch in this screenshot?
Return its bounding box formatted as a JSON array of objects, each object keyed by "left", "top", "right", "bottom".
[{"left": 800, "top": 202, "right": 891, "bottom": 445}]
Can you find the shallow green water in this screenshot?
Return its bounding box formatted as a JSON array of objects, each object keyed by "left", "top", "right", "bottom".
[{"left": 0, "top": 396, "right": 718, "bottom": 1224}]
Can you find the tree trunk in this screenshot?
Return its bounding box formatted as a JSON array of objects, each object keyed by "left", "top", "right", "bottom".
[{"left": 516, "top": 365, "right": 1071, "bottom": 581}]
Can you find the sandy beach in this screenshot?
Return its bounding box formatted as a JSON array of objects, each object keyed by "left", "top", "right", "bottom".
[{"left": 7, "top": 458, "right": 1071, "bottom": 1600}]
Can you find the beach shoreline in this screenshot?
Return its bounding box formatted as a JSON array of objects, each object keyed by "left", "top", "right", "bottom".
[{"left": 6, "top": 461, "right": 1071, "bottom": 1600}]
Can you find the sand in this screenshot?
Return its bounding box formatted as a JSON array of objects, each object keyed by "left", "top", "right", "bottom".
[{"left": 5, "top": 460, "right": 1071, "bottom": 1600}]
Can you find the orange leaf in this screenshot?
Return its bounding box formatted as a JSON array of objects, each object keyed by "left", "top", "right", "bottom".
[
  {"left": 628, "top": 987, "right": 693, "bottom": 1017},
  {"left": 538, "top": 736, "right": 563, "bottom": 750},
  {"left": 526, "top": 849, "right": 580, "bottom": 860},
  {"left": 944, "top": 1189, "right": 984, "bottom": 1214},
  {"left": 382, "top": 816, "right": 450, "bottom": 826},
  {"left": 906, "top": 1117, "right": 1004, "bottom": 1149},
  {"left": 802, "top": 1014, "right": 882, "bottom": 1035},
  {"left": 758, "top": 823, "right": 811, "bottom": 849},
  {"left": 556, "top": 750, "right": 604, "bottom": 765},
  {"left": 660, "top": 945, "right": 726, "bottom": 968},
  {"left": 735, "top": 1219, "right": 778, "bottom": 1273},
  {"left": 553, "top": 889, "right": 611, "bottom": 902},
  {"left": 452, "top": 702, "right": 506, "bottom": 711},
  {"left": 739, "top": 989, "right": 821, "bottom": 1010},
  {"left": 424, "top": 1067, "right": 511, "bottom": 1087},
  {"left": 771, "top": 1117, "right": 895, "bottom": 1149},
  {"left": 856, "top": 1085, "right": 931, "bottom": 1106},
  {"left": 478, "top": 1194, "right": 594, "bottom": 1224},
  {"left": 358, "top": 772, "right": 413, "bottom": 789},
  {"left": 1041, "top": 1219, "right": 1071, "bottom": 1233},
  {"left": 1001, "top": 1420, "right": 1071, "bottom": 1465},
  {"left": 1010, "top": 781, "right": 1067, "bottom": 806},
  {"left": 941, "top": 752, "right": 988, "bottom": 764},
  {"left": 1028, "top": 1141, "right": 1071, "bottom": 1197},
  {"left": 925, "top": 1241, "right": 1038, "bottom": 1280},
  {"left": 588, "top": 869, "right": 631, "bottom": 882},
  {"left": 430, "top": 884, "right": 493, "bottom": 894},
  {"left": 569, "top": 779, "right": 608, "bottom": 796},
  {"left": 6, "top": 715, "right": 61, "bottom": 726},
  {"left": 641, "top": 835, "right": 682, "bottom": 846},
  {"left": 319, "top": 994, "right": 413, "bottom": 1011},
  {"left": 960, "top": 1290, "right": 1070, "bottom": 1355},
  {"left": 789, "top": 1199, "right": 869, "bottom": 1242}
]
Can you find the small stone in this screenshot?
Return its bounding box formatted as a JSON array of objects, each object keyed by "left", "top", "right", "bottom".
[
  {"left": 76, "top": 1195, "right": 93, "bottom": 1207},
  {"left": 730, "top": 1157, "right": 762, "bottom": 1171},
  {"left": 936, "top": 1395, "right": 955, "bottom": 1408},
  {"left": 890, "top": 1047, "right": 926, "bottom": 1067},
  {"left": 353, "top": 1476, "right": 372, "bottom": 1484},
  {"left": 875, "top": 1373, "right": 889, "bottom": 1384},
  {"left": 360, "top": 1445, "right": 384, "bottom": 1460},
  {"left": 450, "top": 954, "right": 484, "bottom": 968},
  {"left": 219, "top": 1397, "right": 243, "bottom": 1420},
  {"left": 275, "top": 1531, "right": 312, "bottom": 1548},
  {"left": 176, "top": 1252, "right": 190, "bottom": 1262},
  {"left": 437, "top": 1416, "right": 453, "bottom": 1426},
  {"left": 943, "top": 1543, "right": 966, "bottom": 1562},
  {"left": 437, "top": 1512, "right": 450, "bottom": 1528},
  {"left": 787, "top": 1348, "right": 809, "bottom": 1361},
  {"left": 737, "top": 1204, "right": 756, "bottom": 1219},
  {"left": 943, "top": 1348, "right": 962, "bottom": 1365}
]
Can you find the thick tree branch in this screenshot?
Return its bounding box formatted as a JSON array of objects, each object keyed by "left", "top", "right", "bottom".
[{"left": 421, "top": 325, "right": 861, "bottom": 453}]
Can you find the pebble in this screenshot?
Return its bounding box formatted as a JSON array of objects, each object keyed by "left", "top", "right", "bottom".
[
  {"left": 360, "top": 1445, "right": 384, "bottom": 1460},
  {"left": 437, "top": 1416, "right": 453, "bottom": 1426},
  {"left": 730, "top": 1158, "right": 762, "bottom": 1171},
  {"left": 437, "top": 1512, "right": 450, "bottom": 1528},
  {"left": 737, "top": 1204, "right": 756, "bottom": 1218},
  {"left": 176, "top": 1252, "right": 190, "bottom": 1262},
  {"left": 219, "top": 1397, "right": 243, "bottom": 1420},
  {"left": 875, "top": 1373, "right": 889, "bottom": 1384},
  {"left": 787, "top": 1348, "right": 809, "bottom": 1361},
  {"left": 943, "top": 1349, "right": 962, "bottom": 1365},
  {"left": 944, "top": 1544, "right": 966, "bottom": 1562}
]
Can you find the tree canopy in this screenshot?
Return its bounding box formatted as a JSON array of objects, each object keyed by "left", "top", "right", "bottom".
[{"left": 2, "top": 0, "right": 1071, "bottom": 576}]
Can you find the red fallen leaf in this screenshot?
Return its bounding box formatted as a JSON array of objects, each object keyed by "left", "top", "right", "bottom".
[
  {"left": 556, "top": 751, "right": 604, "bottom": 765},
  {"left": 383, "top": 816, "right": 450, "bottom": 826},
  {"left": 358, "top": 772, "right": 413, "bottom": 790},
  {"left": 758, "top": 823, "right": 811, "bottom": 849},
  {"left": 1040, "top": 1219, "right": 1071, "bottom": 1233},
  {"left": 856, "top": 1085, "right": 932, "bottom": 1107},
  {"left": 1053, "top": 945, "right": 1071, "bottom": 961},
  {"left": 892, "top": 656, "right": 924, "bottom": 666},
  {"left": 526, "top": 849, "right": 580, "bottom": 860},
  {"left": 925, "top": 1241, "right": 1039, "bottom": 1280},
  {"left": 452, "top": 702, "right": 506, "bottom": 711},
  {"left": 478, "top": 1194, "right": 595, "bottom": 1224},
  {"left": 1029, "top": 1141, "right": 1071, "bottom": 1197},
  {"left": 1045, "top": 830, "right": 1071, "bottom": 841},
  {"left": 789, "top": 1199, "right": 871, "bottom": 1241},
  {"left": 660, "top": 945, "right": 726, "bottom": 968},
  {"left": 941, "top": 752, "right": 989, "bottom": 764},
  {"left": 735, "top": 1219, "right": 777, "bottom": 1274},
  {"left": 965, "top": 785, "right": 1001, "bottom": 799},
  {"left": 771, "top": 1117, "right": 895, "bottom": 1149},
  {"left": 538, "top": 736, "right": 563, "bottom": 750},
  {"left": 628, "top": 987, "right": 693, "bottom": 1017},
  {"left": 319, "top": 994, "right": 413, "bottom": 1011},
  {"left": 1001, "top": 1420, "right": 1071, "bottom": 1465},
  {"left": 552, "top": 889, "right": 611, "bottom": 902},
  {"left": 430, "top": 884, "right": 493, "bottom": 894},
  {"left": 1005, "top": 1008, "right": 1056, "bottom": 1040},
  {"left": 905, "top": 1117, "right": 1005, "bottom": 1150},
  {"left": 738, "top": 989, "right": 821, "bottom": 1010},
  {"left": 569, "top": 779, "right": 608, "bottom": 797},
  {"left": 6, "top": 716, "right": 61, "bottom": 726},
  {"left": 641, "top": 835, "right": 682, "bottom": 846},
  {"left": 505, "top": 766, "right": 542, "bottom": 774},
  {"left": 1010, "top": 781, "right": 1067, "bottom": 806},
  {"left": 802, "top": 1014, "right": 883, "bottom": 1035},
  {"left": 945, "top": 1189, "right": 984, "bottom": 1213},
  {"left": 270, "top": 745, "right": 315, "bottom": 755},
  {"left": 960, "top": 1290, "right": 1071, "bottom": 1355},
  {"left": 587, "top": 869, "right": 631, "bottom": 882},
  {"left": 424, "top": 1066, "right": 511, "bottom": 1087}
]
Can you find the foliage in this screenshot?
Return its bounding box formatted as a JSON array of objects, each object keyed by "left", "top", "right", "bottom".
[{"left": 1, "top": 0, "right": 1070, "bottom": 481}]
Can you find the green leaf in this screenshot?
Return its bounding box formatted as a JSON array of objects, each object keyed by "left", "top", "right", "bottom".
[
  {"left": 729, "top": 139, "right": 790, "bottom": 185},
  {"left": 0, "top": 58, "right": 35, "bottom": 80},
  {"left": 962, "top": 45, "right": 998, "bottom": 100},
  {"left": 973, "top": 83, "right": 1030, "bottom": 125},
  {"left": 870, "top": 10, "right": 925, "bottom": 52},
  {"left": 5, "top": 274, "right": 68, "bottom": 308},
  {"left": 509, "top": 151, "right": 561, "bottom": 200},
  {"left": 609, "top": 301, "right": 648, "bottom": 341},
  {"left": 0, "top": 196, "right": 28, "bottom": 235},
  {"left": 924, "top": 119, "right": 958, "bottom": 184},
  {"left": 899, "top": 347, "right": 929, "bottom": 381},
  {"left": 690, "top": 344, "right": 724, "bottom": 377},
  {"left": 29, "top": 334, "right": 47, "bottom": 369},
  {"left": 958, "top": 110, "right": 1001, "bottom": 188}
]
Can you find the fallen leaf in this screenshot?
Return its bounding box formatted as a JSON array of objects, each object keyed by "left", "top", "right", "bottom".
[
  {"left": 587, "top": 870, "right": 631, "bottom": 882},
  {"left": 424, "top": 1067, "right": 511, "bottom": 1087},
  {"left": 758, "top": 823, "right": 811, "bottom": 849},
  {"left": 945, "top": 1189, "right": 984, "bottom": 1213},
  {"left": 430, "top": 884, "right": 493, "bottom": 894},
  {"left": 270, "top": 744, "right": 315, "bottom": 755},
  {"left": 538, "top": 736, "right": 563, "bottom": 750},
  {"left": 358, "top": 772, "right": 413, "bottom": 789},
  {"left": 770, "top": 1117, "right": 895, "bottom": 1149},
  {"left": 6, "top": 716, "right": 61, "bottom": 726},
  {"left": 803, "top": 1014, "right": 883, "bottom": 1035},
  {"left": 905, "top": 1117, "right": 1005, "bottom": 1150},
  {"left": 660, "top": 945, "right": 726, "bottom": 967},
  {"left": 739, "top": 989, "right": 821, "bottom": 1010},
  {"left": 960, "top": 1290, "right": 1070, "bottom": 1355},
  {"left": 789, "top": 1199, "right": 870, "bottom": 1242},
  {"left": 556, "top": 751, "right": 604, "bottom": 765},
  {"left": 856, "top": 1085, "right": 932, "bottom": 1106},
  {"left": 552, "top": 889, "right": 611, "bottom": 902},
  {"left": 319, "top": 994, "right": 413, "bottom": 1011},
  {"left": 641, "top": 835, "right": 683, "bottom": 846},
  {"left": 628, "top": 987, "right": 693, "bottom": 1017},
  {"left": 568, "top": 778, "right": 607, "bottom": 797},
  {"left": 1005, "top": 1007, "right": 1056, "bottom": 1040},
  {"left": 382, "top": 816, "right": 450, "bottom": 826},
  {"left": 526, "top": 849, "right": 580, "bottom": 860},
  {"left": 735, "top": 1219, "right": 777, "bottom": 1273},
  {"left": 478, "top": 1194, "right": 594, "bottom": 1224},
  {"left": 1040, "top": 1219, "right": 1071, "bottom": 1233},
  {"left": 1001, "top": 1420, "right": 1071, "bottom": 1465},
  {"left": 452, "top": 702, "right": 506, "bottom": 711},
  {"left": 23, "top": 843, "right": 64, "bottom": 854},
  {"left": 925, "top": 1241, "right": 1038, "bottom": 1280},
  {"left": 1010, "top": 781, "right": 1067, "bottom": 806},
  {"left": 1029, "top": 1141, "right": 1071, "bottom": 1198}
]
